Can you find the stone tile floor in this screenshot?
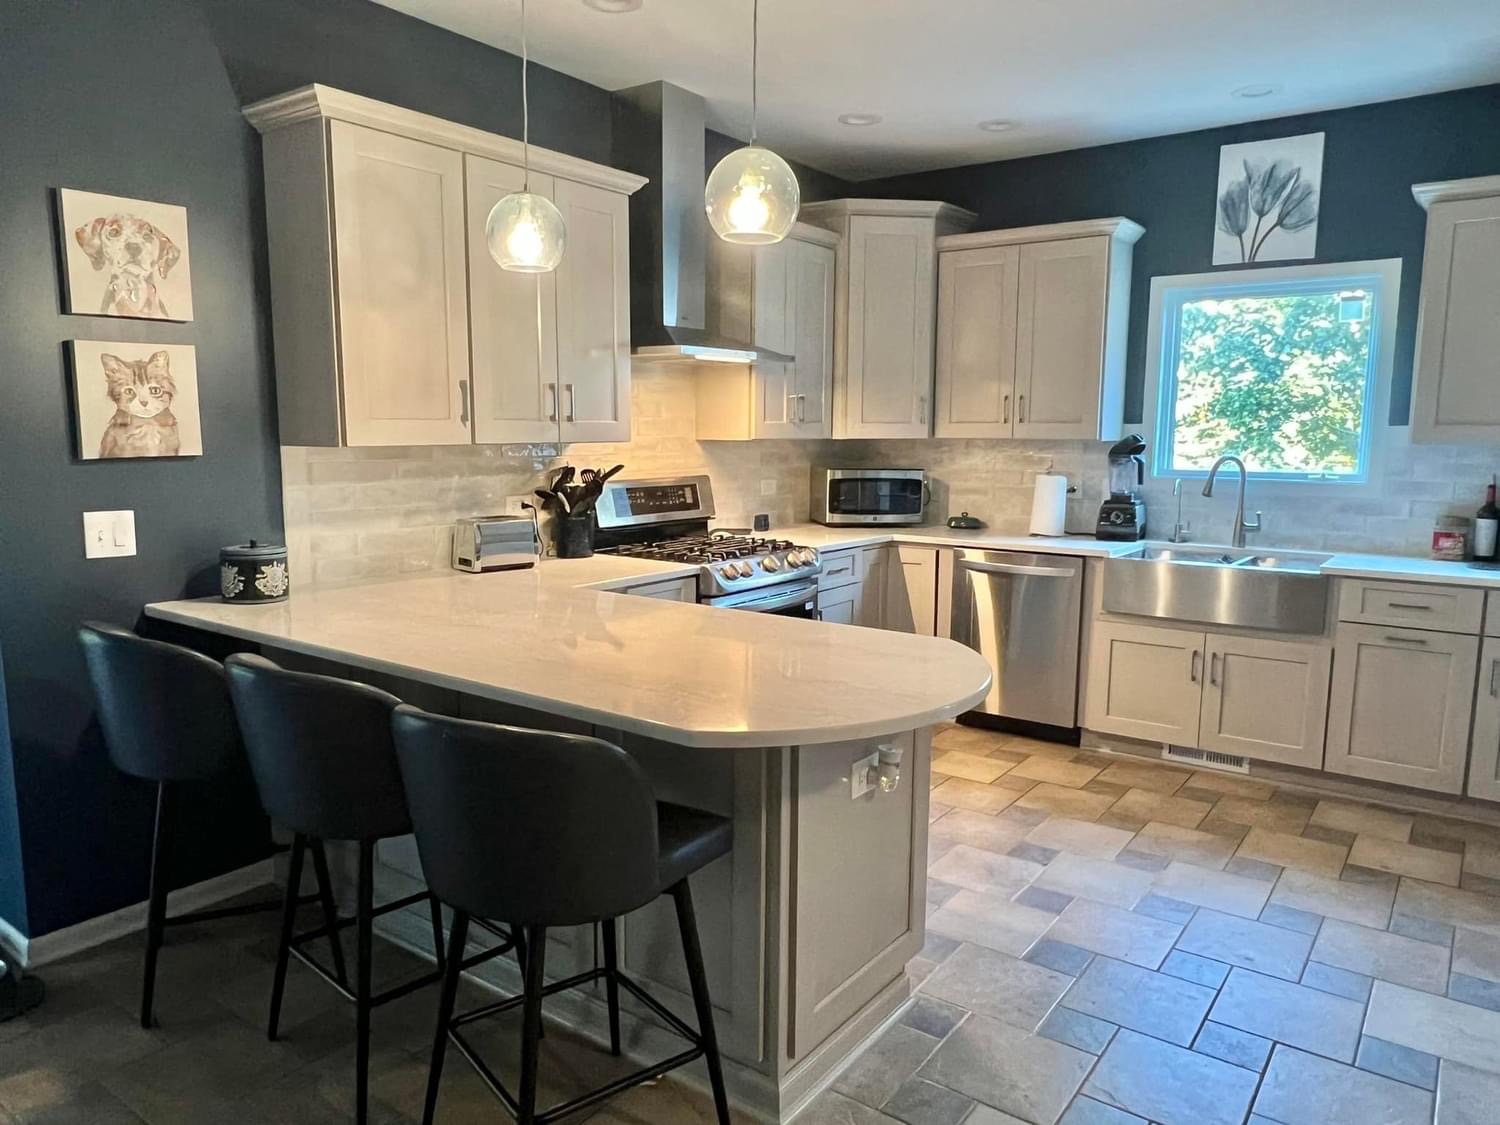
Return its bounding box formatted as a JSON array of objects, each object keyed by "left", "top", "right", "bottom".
[{"left": 7, "top": 724, "right": 1500, "bottom": 1124}]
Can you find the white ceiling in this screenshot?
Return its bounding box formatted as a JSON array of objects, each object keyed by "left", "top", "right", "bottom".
[{"left": 374, "top": 0, "right": 1500, "bottom": 180}]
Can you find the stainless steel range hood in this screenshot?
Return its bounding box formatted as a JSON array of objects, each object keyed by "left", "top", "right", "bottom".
[{"left": 611, "top": 81, "right": 793, "bottom": 366}]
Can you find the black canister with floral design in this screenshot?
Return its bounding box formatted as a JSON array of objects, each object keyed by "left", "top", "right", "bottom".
[{"left": 220, "top": 540, "right": 290, "bottom": 603}]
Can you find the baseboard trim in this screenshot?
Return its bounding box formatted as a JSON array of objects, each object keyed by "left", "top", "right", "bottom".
[
  {"left": 22, "top": 858, "right": 276, "bottom": 969},
  {"left": 0, "top": 914, "right": 27, "bottom": 967}
]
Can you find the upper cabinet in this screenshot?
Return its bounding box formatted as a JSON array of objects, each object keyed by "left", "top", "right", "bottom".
[
  {"left": 800, "top": 200, "right": 977, "bottom": 439},
  {"left": 934, "top": 218, "right": 1143, "bottom": 441},
  {"left": 698, "top": 223, "right": 838, "bottom": 441},
  {"left": 245, "top": 85, "right": 644, "bottom": 447},
  {"left": 1410, "top": 176, "right": 1500, "bottom": 444}
]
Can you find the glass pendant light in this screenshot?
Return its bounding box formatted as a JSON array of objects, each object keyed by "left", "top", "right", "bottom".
[
  {"left": 705, "top": 0, "right": 800, "bottom": 244},
  {"left": 487, "top": 0, "right": 565, "bottom": 272}
]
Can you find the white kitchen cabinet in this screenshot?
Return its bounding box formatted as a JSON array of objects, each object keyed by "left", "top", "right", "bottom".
[
  {"left": 818, "top": 584, "right": 859, "bottom": 626},
  {"left": 1325, "top": 623, "right": 1478, "bottom": 794},
  {"left": 934, "top": 219, "right": 1142, "bottom": 441},
  {"left": 329, "top": 121, "right": 472, "bottom": 447},
  {"left": 245, "top": 84, "right": 644, "bottom": 448},
  {"left": 799, "top": 200, "right": 976, "bottom": 439},
  {"left": 1410, "top": 176, "right": 1500, "bottom": 444},
  {"left": 1467, "top": 637, "right": 1500, "bottom": 801},
  {"left": 1197, "top": 634, "right": 1331, "bottom": 768},
  {"left": 617, "top": 576, "right": 696, "bottom": 602},
  {"left": 1084, "top": 621, "right": 1206, "bottom": 745},
  {"left": 815, "top": 546, "right": 887, "bottom": 628},
  {"left": 883, "top": 546, "right": 939, "bottom": 636},
  {"left": 857, "top": 546, "right": 890, "bottom": 629},
  {"left": 698, "top": 226, "right": 837, "bottom": 440}
]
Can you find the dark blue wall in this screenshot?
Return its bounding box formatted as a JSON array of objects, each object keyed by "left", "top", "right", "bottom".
[
  {"left": 860, "top": 85, "right": 1500, "bottom": 425},
  {"left": 0, "top": 644, "right": 24, "bottom": 938}
]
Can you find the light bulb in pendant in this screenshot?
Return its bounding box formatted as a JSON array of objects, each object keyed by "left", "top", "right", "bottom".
[
  {"left": 486, "top": 190, "right": 566, "bottom": 272},
  {"left": 706, "top": 145, "right": 799, "bottom": 244}
]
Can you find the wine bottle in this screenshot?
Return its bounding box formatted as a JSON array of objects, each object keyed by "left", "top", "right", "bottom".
[{"left": 1476, "top": 476, "right": 1498, "bottom": 562}]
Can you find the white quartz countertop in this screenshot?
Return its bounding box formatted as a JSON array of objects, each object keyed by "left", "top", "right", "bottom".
[
  {"left": 145, "top": 561, "right": 993, "bottom": 750},
  {"left": 1318, "top": 553, "right": 1500, "bottom": 589}
]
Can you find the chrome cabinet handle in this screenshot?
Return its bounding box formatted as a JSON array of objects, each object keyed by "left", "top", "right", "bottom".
[
  {"left": 564, "top": 383, "right": 576, "bottom": 423},
  {"left": 1383, "top": 634, "right": 1429, "bottom": 646},
  {"left": 1210, "top": 652, "right": 1220, "bottom": 686},
  {"left": 1387, "top": 602, "right": 1433, "bottom": 611},
  {"left": 1491, "top": 660, "right": 1500, "bottom": 698},
  {"left": 546, "top": 382, "right": 559, "bottom": 423},
  {"left": 1017, "top": 394, "right": 1026, "bottom": 423},
  {"left": 1002, "top": 393, "right": 1010, "bottom": 424},
  {"left": 459, "top": 379, "right": 470, "bottom": 426},
  {"left": 917, "top": 393, "right": 928, "bottom": 425},
  {"left": 1190, "top": 649, "right": 1202, "bottom": 683}
]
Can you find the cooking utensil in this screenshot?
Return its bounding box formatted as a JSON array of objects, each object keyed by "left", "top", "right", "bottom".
[{"left": 551, "top": 466, "right": 575, "bottom": 491}]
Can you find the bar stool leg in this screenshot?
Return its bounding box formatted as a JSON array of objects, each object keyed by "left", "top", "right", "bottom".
[
  {"left": 428, "top": 896, "right": 446, "bottom": 974},
  {"left": 601, "top": 918, "right": 622, "bottom": 1056},
  {"left": 517, "top": 924, "right": 548, "bottom": 1125},
  {"left": 355, "top": 840, "right": 375, "bottom": 1125},
  {"left": 672, "top": 880, "right": 730, "bottom": 1125},
  {"left": 309, "top": 839, "right": 348, "bottom": 988},
  {"left": 421, "top": 910, "right": 469, "bottom": 1125},
  {"left": 267, "top": 834, "right": 307, "bottom": 1041},
  {"left": 140, "top": 781, "right": 172, "bottom": 1029}
]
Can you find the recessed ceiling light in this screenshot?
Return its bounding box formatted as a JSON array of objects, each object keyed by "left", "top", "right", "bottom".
[
  {"left": 1232, "top": 83, "right": 1281, "bottom": 99},
  {"left": 582, "top": 0, "right": 642, "bottom": 11},
  {"left": 977, "top": 119, "right": 1019, "bottom": 133},
  {"left": 838, "top": 113, "right": 883, "bottom": 127}
]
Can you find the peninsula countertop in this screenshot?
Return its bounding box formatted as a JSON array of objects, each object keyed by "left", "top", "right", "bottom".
[{"left": 145, "top": 558, "right": 993, "bottom": 750}]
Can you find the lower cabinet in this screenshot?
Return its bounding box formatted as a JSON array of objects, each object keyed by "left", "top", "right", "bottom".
[
  {"left": 616, "top": 575, "right": 696, "bottom": 602},
  {"left": 883, "top": 546, "right": 939, "bottom": 636},
  {"left": 1085, "top": 620, "right": 1331, "bottom": 769},
  {"left": 1325, "top": 623, "right": 1478, "bottom": 794},
  {"left": 1468, "top": 637, "right": 1500, "bottom": 801},
  {"left": 816, "top": 545, "right": 893, "bottom": 629}
]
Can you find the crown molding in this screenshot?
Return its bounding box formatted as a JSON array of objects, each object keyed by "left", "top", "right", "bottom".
[
  {"left": 244, "top": 84, "right": 647, "bottom": 196},
  {"left": 937, "top": 216, "right": 1146, "bottom": 251},
  {"left": 1412, "top": 174, "right": 1500, "bottom": 211},
  {"left": 799, "top": 197, "right": 980, "bottom": 230}
]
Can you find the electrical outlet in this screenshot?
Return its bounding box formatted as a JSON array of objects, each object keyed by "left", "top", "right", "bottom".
[
  {"left": 505, "top": 494, "right": 532, "bottom": 515},
  {"left": 849, "top": 750, "right": 879, "bottom": 799}
]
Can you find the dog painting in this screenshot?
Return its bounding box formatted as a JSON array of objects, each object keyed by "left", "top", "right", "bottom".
[
  {"left": 70, "top": 341, "right": 203, "bottom": 460},
  {"left": 58, "top": 189, "right": 194, "bottom": 321}
]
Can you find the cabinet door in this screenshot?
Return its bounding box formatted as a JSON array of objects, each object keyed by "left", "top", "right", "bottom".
[
  {"left": 752, "top": 240, "right": 799, "bottom": 438},
  {"left": 553, "top": 178, "right": 631, "bottom": 442},
  {"left": 1013, "top": 237, "right": 1108, "bottom": 440},
  {"left": 1412, "top": 196, "right": 1500, "bottom": 443},
  {"left": 857, "top": 546, "right": 889, "bottom": 629},
  {"left": 1467, "top": 637, "right": 1500, "bottom": 801},
  {"left": 883, "top": 546, "right": 938, "bottom": 635},
  {"left": 465, "top": 156, "right": 560, "bottom": 444},
  {"left": 328, "top": 121, "right": 472, "bottom": 446},
  {"left": 934, "top": 244, "right": 1019, "bottom": 438},
  {"left": 791, "top": 238, "right": 836, "bottom": 438},
  {"left": 1083, "top": 621, "right": 1205, "bottom": 744},
  {"left": 1325, "top": 624, "right": 1478, "bottom": 794},
  {"left": 818, "top": 584, "right": 858, "bottom": 626},
  {"left": 843, "top": 216, "right": 936, "bottom": 438},
  {"left": 1198, "top": 635, "right": 1331, "bottom": 768}
]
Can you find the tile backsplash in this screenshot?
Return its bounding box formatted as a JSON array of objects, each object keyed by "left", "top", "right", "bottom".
[{"left": 284, "top": 367, "right": 1497, "bottom": 585}]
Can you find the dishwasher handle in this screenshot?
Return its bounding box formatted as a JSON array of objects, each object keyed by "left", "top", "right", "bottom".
[{"left": 960, "top": 559, "right": 1077, "bottom": 579}]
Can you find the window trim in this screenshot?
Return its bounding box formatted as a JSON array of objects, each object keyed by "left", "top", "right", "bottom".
[{"left": 1142, "top": 258, "right": 1402, "bottom": 494}]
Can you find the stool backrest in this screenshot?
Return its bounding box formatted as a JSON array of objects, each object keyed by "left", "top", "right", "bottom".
[
  {"left": 78, "top": 621, "right": 242, "bottom": 783},
  {"left": 224, "top": 653, "right": 409, "bottom": 841},
  {"left": 391, "top": 705, "right": 661, "bottom": 926}
]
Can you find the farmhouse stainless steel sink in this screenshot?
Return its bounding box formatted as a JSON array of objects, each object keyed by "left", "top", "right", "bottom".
[{"left": 1103, "top": 545, "right": 1332, "bottom": 633}]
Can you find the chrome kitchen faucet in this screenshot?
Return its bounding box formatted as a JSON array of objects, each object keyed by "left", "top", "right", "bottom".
[{"left": 1202, "top": 455, "right": 1262, "bottom": 549}]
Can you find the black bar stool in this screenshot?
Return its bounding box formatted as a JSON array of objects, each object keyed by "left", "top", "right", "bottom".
[
  {"left": 78, "top": 622, "right": 342, "bottom": 1030},
  {"left": 225, "top": 654, "right": 521, "bottom": 1125},
  {"left": 391, "top": 704, "right": 734, "bottom": 1125}
]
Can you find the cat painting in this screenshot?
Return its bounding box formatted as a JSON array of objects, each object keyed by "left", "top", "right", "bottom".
[
  {"left": 70, "top": 340, "right": 203, "bottom": 460},
  {"left": 98, "top": 351, "right": 179, "bottom": 458}
]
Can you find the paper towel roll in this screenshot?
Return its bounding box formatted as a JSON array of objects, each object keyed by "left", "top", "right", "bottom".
[{"left": 1029, "top": 473, "right": 1069, "bottom": 536}]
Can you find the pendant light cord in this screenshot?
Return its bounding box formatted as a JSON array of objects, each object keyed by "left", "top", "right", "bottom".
[
  {"left": 750, "top": 0, "right": 759, "bottom": 145},
  {"left": 520, "top": 0, "right": 531, "bottom": 190}
]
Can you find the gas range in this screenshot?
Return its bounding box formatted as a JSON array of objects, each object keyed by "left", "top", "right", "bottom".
[{"left": 594, "top": 474, "right": 823, "bottom": 611}]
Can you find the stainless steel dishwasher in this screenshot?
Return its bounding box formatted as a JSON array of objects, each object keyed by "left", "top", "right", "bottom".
[{"left": 950, "top": 549, "right": 1084, "bottom": 727}]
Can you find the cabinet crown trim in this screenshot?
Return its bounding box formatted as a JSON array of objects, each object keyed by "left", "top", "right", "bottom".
[
  {"left": 799, "top": 198, "right": 979, "bottom": 226},
  {"left": 1412, "top": 174, "right": 1500, "bottom": 210},
  {"left": 937, "top": 216, "right": 1145, "bottom": 251},
  {"left": 244, "top": 84, "right": 647, "bottom": 196}
]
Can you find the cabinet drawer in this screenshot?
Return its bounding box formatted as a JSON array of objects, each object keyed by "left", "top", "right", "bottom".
[
  {"left": 1337, "top": 580, "right": 1483, "bottom": 634},
  {"left": 817, "top": 548, "right": 864, "bottom": 591},
  {"left": 620, "top": 576, "right": 696, "bottom": 602}
]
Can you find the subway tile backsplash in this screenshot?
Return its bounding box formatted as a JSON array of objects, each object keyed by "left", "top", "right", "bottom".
[{"left": 283, "top": 367, "right": 1496, "bottom": 585}]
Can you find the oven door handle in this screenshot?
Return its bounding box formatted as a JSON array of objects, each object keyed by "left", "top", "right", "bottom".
[{"left": 712, "top": 581, "right": 819, "bottom": 613}]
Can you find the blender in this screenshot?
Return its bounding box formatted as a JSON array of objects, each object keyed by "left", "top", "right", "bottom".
[{"left": 1096, "top": 433, "right": 1148, "bottom": 540}]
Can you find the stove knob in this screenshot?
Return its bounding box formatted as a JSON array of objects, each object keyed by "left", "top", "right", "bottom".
[
  {"left": 798, "top": 549, "right": 817, "bottom": 566},
  {"left": 762, "top": 555, "right": 782, "bottom": 573},
  {"left": 719, "top": 565, "right": 741, "bottom": 580},
  {"left": 737, "top": 561, "right": 755, "bottom": 577}
]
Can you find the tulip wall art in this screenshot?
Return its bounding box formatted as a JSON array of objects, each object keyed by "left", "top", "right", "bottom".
[{"left": 1212, "top": 132, "right": 1324, "bottom": 264}]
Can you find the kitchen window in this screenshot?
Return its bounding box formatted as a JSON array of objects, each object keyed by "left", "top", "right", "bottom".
[{"left": 1145, "top": 259, "right": 1401, "bottom": 485}]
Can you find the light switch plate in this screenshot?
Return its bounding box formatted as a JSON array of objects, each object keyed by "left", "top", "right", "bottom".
[{"left": 83, "top": 510, "right": 136, "bottom": 559}]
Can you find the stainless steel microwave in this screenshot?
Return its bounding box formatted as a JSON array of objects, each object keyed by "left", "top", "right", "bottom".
[{"left": 811, "top": 468, "right": 928, "bottom": 526}]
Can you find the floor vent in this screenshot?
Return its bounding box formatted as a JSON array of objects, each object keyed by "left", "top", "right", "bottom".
[{"left": 1161, "top": 744, "right": 1250, "bottom": 774}]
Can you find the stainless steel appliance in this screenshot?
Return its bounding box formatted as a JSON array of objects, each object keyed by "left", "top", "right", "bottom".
[
  {"left": 596, "top": 474, "right": 822, "bottom": 615},
  {"left": 1096, "top": 434, "right": 1148, "bottom": 541},
  {"left": 950, "top": 549, "right": 1084, "bottom": 727},
  {"left": 451, "top": 516, "right": 540, "bottom": 573},
  {"left": 811, "top": 468, "right": 928, "bottom": 526}
]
